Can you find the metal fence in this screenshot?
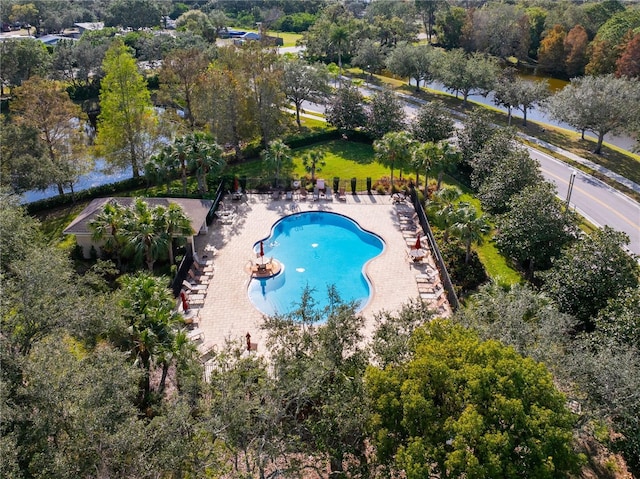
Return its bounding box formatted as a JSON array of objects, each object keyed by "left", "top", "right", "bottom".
[
  {"left": 172, "top": 181, "right": 225, "bottom": 296},
  {"left": 410, "top": 188, "right": 460, "bottom": 312}
]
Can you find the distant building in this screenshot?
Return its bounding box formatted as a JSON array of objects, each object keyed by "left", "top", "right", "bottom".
[
  {"left": 73, "top": 22, "right": 104, "bottom": 38},
  {"left": 37, "top": 34, "right": 74, "bottom": 46}
]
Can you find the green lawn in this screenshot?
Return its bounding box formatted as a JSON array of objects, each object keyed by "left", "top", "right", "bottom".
[
  {"left": 267, "top": 31, "right": 303, "bottom": 47},
  {"left": 441, "top": 176, "right": 524, "bottom": 287},
  {"left": 37, "top": 202, "right": 89, "bottom": 247},
  {"left": 228, "top": 139, "right": 394, "bottom": 183}
]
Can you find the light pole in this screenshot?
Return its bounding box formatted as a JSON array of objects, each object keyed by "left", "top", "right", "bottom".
[{"left": 565, "top": 170, "right": 577, "bottom": 209}]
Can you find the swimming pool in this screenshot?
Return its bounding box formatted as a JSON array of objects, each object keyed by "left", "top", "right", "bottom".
[{"left": 248, "top": 212, "right": 385, "bottom": 316}]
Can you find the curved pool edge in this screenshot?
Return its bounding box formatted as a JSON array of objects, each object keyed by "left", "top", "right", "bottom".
[{"left": 248, "top": 211, "right": 386, "bottom": 317}]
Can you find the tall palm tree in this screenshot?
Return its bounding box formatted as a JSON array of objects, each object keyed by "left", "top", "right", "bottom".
[
  {"left": 88, "top": 200, "right": 129, "bottom": 269},
  {"left": 167, "top": 137, "right": 189, "bottom": 195},
  {"left": 410, "top": 142, "right": 437, "bottom": 191},
  {"left": 262, "top": 139, "right": 293, "bottom": 188},
  {"left": 451, "top": 204, "right": 490, "bottom": 263},
  {"left": 162, "top": 202, "right": 193, "bottom": 265},
  {"left": 185, "top": 132, "right": 225, "bottom": 194},
  {"left": 373, "top": 131, "right": 414, "bottom": 189},
  {"left": 302, "top": 149, "right": 326, "bottom": 183},
  {"left": 124, "top": 199, "right": 169, "bottom": 272},
  {"left": 433, "top": 142, "right": 461, "bottom": 190},
  {"left": 119, "top": 272, "right": 182, "bottom": 409},
  {"left": 428, "top": 187, "right": 462, "bottom": 242},
  {"left": 330, "top": 25, "right": 349, "bottom": 84}
]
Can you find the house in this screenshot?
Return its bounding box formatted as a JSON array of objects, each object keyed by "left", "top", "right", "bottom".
[
  {"left": 73, "top": 22, "right": 104, "bottom": 38},
  {"left": 37, "top": 34, "right": 74, "bottom": 46},
  {"left": 63, "top": 197, "right": 214, "bottom": 259}
]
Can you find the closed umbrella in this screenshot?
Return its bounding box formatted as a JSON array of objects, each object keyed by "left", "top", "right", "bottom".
[
  {"left": 180, "top": 291, "right": 190, "bottom": 311},
  {"left": 259, "top": 241, "right": 264, "bottom": 264},
  {"left": 410, "top": 235, "right": 426, "bottom": 261}
]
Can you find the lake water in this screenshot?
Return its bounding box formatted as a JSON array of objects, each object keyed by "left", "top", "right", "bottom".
[{"left": 21, "top": 159, "right": 132, "bottom": 203}]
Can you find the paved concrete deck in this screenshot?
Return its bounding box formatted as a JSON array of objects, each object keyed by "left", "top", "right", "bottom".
[{"left": 189, "top": 193, "right": 447, "bottom": 357}]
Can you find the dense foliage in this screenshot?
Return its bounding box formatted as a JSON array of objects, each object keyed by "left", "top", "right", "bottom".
[{"left": 2, "top": 0, "right": 640, "bottom": 475}]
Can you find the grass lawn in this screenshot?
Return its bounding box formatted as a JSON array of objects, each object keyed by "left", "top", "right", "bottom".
[
  {"left": 441, "top": 176, "right": 524, "bottom": 287},
  {"left": 227, "top": 139, "right": 393, "bottom": 183},
  {"left": 36, "top": 202, "right": 89, "bottom": 247},
  {"left": 267, "top": 31, "right": 302, "bottom": 47},
  {"left": 290, "top": 140, "right": 386, "bottom": 180}
]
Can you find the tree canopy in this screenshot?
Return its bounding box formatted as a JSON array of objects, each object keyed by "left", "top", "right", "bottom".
[{"left": 366, "top": 319, "right": 582, "bottom": 479}]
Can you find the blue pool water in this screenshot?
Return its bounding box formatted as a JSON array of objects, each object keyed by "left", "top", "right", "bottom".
[{"left": 248, "top": 212, "right": 384, "bottom": 316}]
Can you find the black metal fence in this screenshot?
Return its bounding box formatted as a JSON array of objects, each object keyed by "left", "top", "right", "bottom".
[
  {"left": 410, "top": 188, "right": 460, "bottom": 311},
  {"left": 171, "top": 181, "right": 225, "bottom": 296}
]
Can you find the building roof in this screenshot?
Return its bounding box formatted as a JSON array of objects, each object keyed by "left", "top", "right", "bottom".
[
  {"left": 37, "top": 34, "right": 74, "bottom": 45},
  {"left": 74, "top": 22, "right": 104, "bottom": 31},
  {"left": 63, "top": 197, "right": 213, "bottom": 236}
]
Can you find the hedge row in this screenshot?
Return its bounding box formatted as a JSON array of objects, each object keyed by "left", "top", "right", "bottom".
[{"left": 26, "top": 177, "right": 148, "bottom": 215}]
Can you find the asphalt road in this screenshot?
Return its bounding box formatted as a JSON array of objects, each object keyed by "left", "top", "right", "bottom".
[
  {"left": 528, "top": 148, "right": 640, "bottom": 256},
  {"left": 300, "top": 99, "right": 640, "bottom": 256}
]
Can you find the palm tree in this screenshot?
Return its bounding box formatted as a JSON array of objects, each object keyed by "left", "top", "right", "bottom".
[
  {"left": 433, "top": 142, "right": 461, "bottom": 190},
  {"left": 330, "top": 25, "right": 349, "bottom": 84},
  {"left": 119, "top": 272, "right": 182, "bottom": 409},
  {"left": 185, "top": 132, "right": 225, "bottom": 194},
  {"left": 428, "top": 186, "right": 462, "bottom": 242},
  {"left": 373, "top": 131, "right": 414, "bottom": 190},
  {"left": 451, "top": 204, "right": 490, "bottom": 263},
  {"left": 410, "top": 142, "right": 436, "bottom": 191},
  {"left": 124, "top": 199, "right": 169, "bottom": 272},
  {"left": 261, "top": 139, "right": 293, "bottom": 188},
  {"left": 88, "top": 200, "right": 129, "bottom": 269},
  {"left": 145, "top": 148, "right": 174, "bottom": 194},
  {"left": 162, "top": 203, "right": 193, "bottom": 265},
  {"left": 168, "top": 136, "right": 190, "bottom": 195},
  {"left": 302, "top": 149, "right": 326, "bottom": 183}
]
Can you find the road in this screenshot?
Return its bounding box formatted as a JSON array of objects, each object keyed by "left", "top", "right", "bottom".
[
  {"left": 300, "top": 99, "right": 640, "bottom": 256},
  {"left": 528, "top": 148, "right": 640, "bottom": 255}
]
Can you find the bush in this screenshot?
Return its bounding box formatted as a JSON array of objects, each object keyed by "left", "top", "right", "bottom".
[
  {"left": 273, "top": 12, "right": 316, "bottom": 33},
  {"left": 284, "top": 129, "right": 340, "bottom": 149},
  {"left": 434, "top": 231, "right": 488, "bottom": 296},
  {"left": 26, "top": 177, "right": 148, "bottom": 214}
]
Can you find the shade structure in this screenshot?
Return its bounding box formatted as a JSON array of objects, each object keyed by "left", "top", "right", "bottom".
[
  {"left": 414, "top": 236, "right": 422, "bottom": 250},
  {"left": 180, "top": 291, "right": 190, "bottom": 311}
]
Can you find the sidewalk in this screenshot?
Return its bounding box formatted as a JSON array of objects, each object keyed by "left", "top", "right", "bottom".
[{"left": 355, "top": 78, "right": 640, "bottom": 195}]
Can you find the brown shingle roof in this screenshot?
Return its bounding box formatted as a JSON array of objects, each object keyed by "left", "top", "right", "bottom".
[{"left": 63, "top": 197, "right": 213, "bottom": 236}]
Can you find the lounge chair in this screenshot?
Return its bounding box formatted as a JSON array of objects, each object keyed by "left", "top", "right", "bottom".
[
  {"left": 285, "top": 190, "right": 293, "bottom": 200},
  {"left": 187, "top": 268, "right": 212, "bottom": 284},
  {"left": 182, "top": 280, "right": 207, "bottom": 291},
  {"left": 271, "top": 190, "right": 280, "bottom": 200},
  {"left": 299, "top": 188, "right": 308, "bottom": 200},
  {"left": 337, "top": 187, "right": 347, "bottom": 201}
]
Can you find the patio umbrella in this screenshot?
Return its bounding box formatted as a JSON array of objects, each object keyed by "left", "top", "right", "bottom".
[
  {"left": 233, "top": 177, "right": 239, "bottom": 192},
  {"left": 180, "top": 291, "right": 190, "bottom": 312},
  {"left": 259, "top": 241, "right": 264, "bottom": 264},
  {"left": 414, "top": 236, "right": 422, "bottom": 250}
]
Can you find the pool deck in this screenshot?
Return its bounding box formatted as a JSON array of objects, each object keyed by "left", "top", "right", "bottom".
[{"left": 190, "top": 193, "right": 448, "bottom": 357}]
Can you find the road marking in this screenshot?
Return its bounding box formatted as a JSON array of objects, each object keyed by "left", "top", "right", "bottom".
[{"left": 543, "top": 167, "right": 640, "bottom": 232}]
